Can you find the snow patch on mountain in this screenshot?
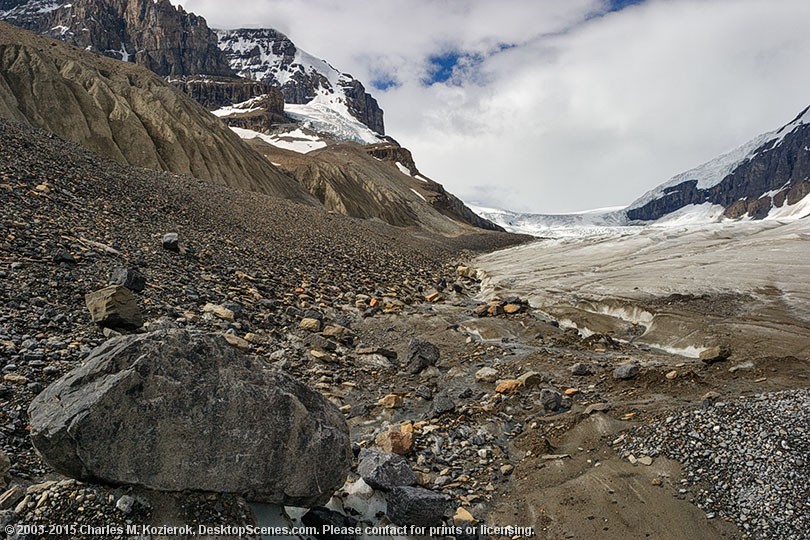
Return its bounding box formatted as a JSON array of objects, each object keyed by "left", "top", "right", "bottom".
[
  {"left": 284, "top": 101, "right": 381, "bottom": 145},
  {"left": 228, "top": 126, "right": 326, "bottom": 154}
]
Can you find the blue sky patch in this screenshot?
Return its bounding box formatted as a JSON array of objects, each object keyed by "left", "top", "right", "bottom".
[
  {"left": 371, "top": 77, "right": 399, "bottom": 91},
  {"left": 427, "top": 52, "right": 462, "bottom": 84},
  {"left": 607, "top": 0, "right": 646, "bottom": 12}
]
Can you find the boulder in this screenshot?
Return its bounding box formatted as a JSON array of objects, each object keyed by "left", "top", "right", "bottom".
[
  {"left": 85, "top": 285, "right": 143, "bottom": 329},
  {"left": 28, "top": 330, "right": 351, "bottom": 506},
  {"left": 385, "top": 486, "right": 449, "bottom": 527},
  {"left": 357, "top": 449, "right": 416, "bottom": 491},
  {"left": 405, "top": 338, "right": 439, "bottom": 374}
]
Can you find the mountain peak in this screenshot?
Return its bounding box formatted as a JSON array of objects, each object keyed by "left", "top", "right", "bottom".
[{"left": 217, "top": 27, "right": 385, "bottom": 135}]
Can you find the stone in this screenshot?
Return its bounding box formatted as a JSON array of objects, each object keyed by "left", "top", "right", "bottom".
[
  {"left": 378, "top": 394, "right": 404, "bottom": 409},
  {"left": 428, "top": 391, "right": 456, "bottom": 418},
  {"left": 475, "top": 367, "right": 498, "bottom": 383},
  {"left": 301, "top": 507, "right": 359, "bottom": 540},
  {"left": 405, "top": 338, "right": 440, "bottom": 374},
  {"left": 375, "top": 429, "right": 414, "bottom": 455},
  {"left": 357, "top": 449, "right": 417, "bottom": 491},
  {"left": 425, "top": 291, "right": 442, "bottom": 303},
  {"left": 0, "top": 485, "right": 24, "bottom": 510},
  {"left": 110, "top": 267, "right": 146, "bottom": 293},
  {"left": 52, "top": 250, "right": 76, "bottom": 264},
  {"left": 583, "top": 402, "right": 611, "bottom": 414},
  {"left": 613, "top": 364, "right": 640, "bottom": 380},
  {"left": 518, "top": 371, "right": 544, "bottom": 387},
  {"left": 453, "top": 506, "right": 476, "bottom": 524},
  {"left": 539, "top": 388, "right": 562, "bottom": 411},
  {"left": 304, "top": 334, "right": 336, "bottom": 352},
  {"left": 503, "top": 303, "right": 524, "bottom": 315},
  {"left": 28, "top": 330, "right": 351, "bottom": 506},
  {"left": 638, "top": 456, "right": 654, "bottom": 466},
  {"left": 571, "top": 362, "right": 592, "bottom": 376},
  {"left": 202, "top": 303, "right": 235, "bottom": 321},
  {"left": 162, "top": 232, "right": 180, "bottom": 252},
  {"left": 665, "top": 370, "right": 679, "bottom": 380},
  {"left": 496, "top": 379, "right": 523, "bottom": 394},
  {"left": 500, "top": 464, "right": 514, "bottom": 475},
  {"left": 700, "top": 345, "right": 731, "bottom": 364},
  {"left": 729, "top": 361, "right": 755, "bottom": 373},
  {"left": 385, "top": 486, "right": 449, "bottom": 528},
  {"left": 322, "top": 324, "right": 350, "bottom": 341},
  {"left": 222, "top": 333, "right": 250, "bottom": 350},
  {"left": 85, "top": 285, "right": 143, "bottom": 329},
  {"left": 2, "top": 374, "right": 27, "bottom": 385},
  {"left": 299, "top": 318, "right": 322, "bottom": 332}
]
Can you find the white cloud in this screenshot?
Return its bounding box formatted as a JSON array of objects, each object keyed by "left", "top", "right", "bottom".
[{"left": 177, "top": 0, "right": 810, "bottom": 213}]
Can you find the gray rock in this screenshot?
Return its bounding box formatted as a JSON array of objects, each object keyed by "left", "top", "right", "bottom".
[
  {"left": 162, "top": 232, "right": 180, "bottom": 252},
  {"left": 28, "top": 330, "right": 351, "bottom": 506},
  {"left": 85, "top": 285, "right": 143, "bottom": 329},
  {"left": 571, "top": 362, "right": 592, "bottom": 376},
  {"left": 357, "top": 449, "right": 416, "bottom": 491},
  {"left": 428, "top": 390, "right": 456, "bottom": 418},
  {"left": 405, "top": 338, "right": 439, "bottom": 374},
  {"left": 613, "top": 364, "right": 640, "bottom": 380},
  {"left": 110, "top": 267, "right": 147, "bottom": 293},
  {"left": 539, "top": 388, "right": 562, "bottom": 411},
  {"left": 385, "top": 486, "right": 449, "bottom": 527}
]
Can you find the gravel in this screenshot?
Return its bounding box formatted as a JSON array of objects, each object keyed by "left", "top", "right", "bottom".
[{"left": 621, "top": 389, "right": 810, "bottom": 540}]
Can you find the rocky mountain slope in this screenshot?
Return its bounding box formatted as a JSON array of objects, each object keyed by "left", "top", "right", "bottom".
[
  {"left": 218, "top": 28, "right": 384, "bottom": 135},
  {"left": 627, "top": 105, "right": 810, "bottom": 221},
  {"left": 0, "top": 0, "right": 232, "bottom": 77},
  {"left": 244, "top": 135, "right": 505, "bottom": 234},
  {"left": 0, "top": 21, "right": 313, "bottom": 203}
]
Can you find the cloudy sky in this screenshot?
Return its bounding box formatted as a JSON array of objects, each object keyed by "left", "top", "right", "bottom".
[{"left": 177, "top": 0, "right": 810, "bottom": 213}]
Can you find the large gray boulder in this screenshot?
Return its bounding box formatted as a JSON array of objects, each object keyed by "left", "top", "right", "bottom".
[{"left": 28, "top": 330, "right": 351, "bottom": 507}]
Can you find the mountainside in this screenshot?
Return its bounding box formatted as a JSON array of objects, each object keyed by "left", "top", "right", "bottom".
[
  {"left": 0, "top": 21, "right": 313, "bottom": 203},
  {"left": 628, "top": 106, "right": 810, "bottom": 222},
  {"left": 242, "top": 134, "right": 505, "bottom": 234},
  {"left": 0, "top": 0, "right": 232, "bottom": 76},
  {"left": 217, "top": 28, "right": 385, "bottom": 135}
]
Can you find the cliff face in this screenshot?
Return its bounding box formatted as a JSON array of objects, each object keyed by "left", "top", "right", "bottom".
[
  {"left": 0, "top": 0, "right": 233, "bottom": 77},
  {"left": 0, "top": 21, "right": 313, "bottom": 204},
  {"left": 217, "top": 28, "right": 385, "bottom": 135},
  {"left": 169, "top": 76, "right": 285, "bottom": 112}
]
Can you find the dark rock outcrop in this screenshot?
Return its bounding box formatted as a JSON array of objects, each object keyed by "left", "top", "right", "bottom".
[
  {"left": 169, "top": 76, "right": 285, "bottom": 113},
  {"left": 28, "top": 330, "right": 352, "bottom": 506},
  {"left": 0, "top": 0, "right": 233, "bottom": 77}
]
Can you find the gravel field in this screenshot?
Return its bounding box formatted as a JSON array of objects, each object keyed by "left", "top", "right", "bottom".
[{"left": 621, "top": 389, "right": 810, "bottom": 540}]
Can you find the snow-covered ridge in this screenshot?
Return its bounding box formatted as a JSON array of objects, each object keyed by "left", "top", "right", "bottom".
[{"left": 629, "top": 105, "right": 810, "bottom": 211}]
